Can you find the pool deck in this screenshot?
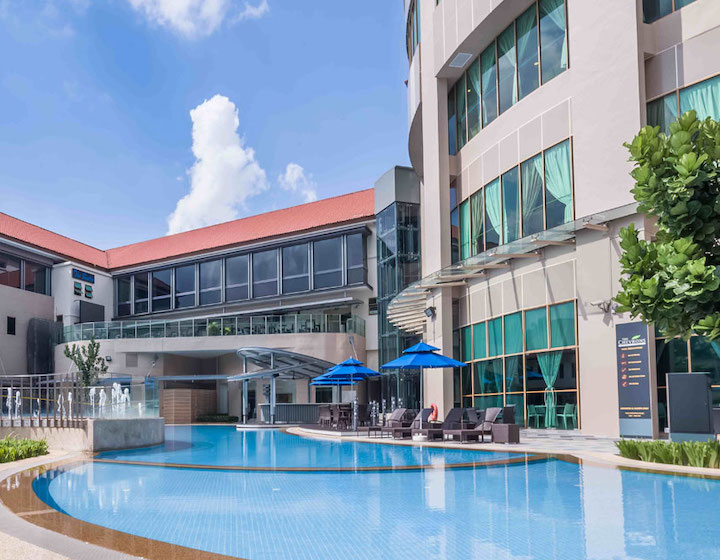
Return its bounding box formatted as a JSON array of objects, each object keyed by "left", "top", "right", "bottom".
[{"left": 2, "top": 428, "right": 720, "bottom": 560}]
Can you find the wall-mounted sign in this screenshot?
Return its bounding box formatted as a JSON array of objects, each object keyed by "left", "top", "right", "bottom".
[
  {"left": 72, "top": 268, "right": 95, "bottom": 284},
  {"left": 616, "top": 321, "right": 653, "bottom": 437}
]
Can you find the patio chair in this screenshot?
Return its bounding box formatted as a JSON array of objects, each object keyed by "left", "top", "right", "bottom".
[
  {"left": 499, "top": 404, "right": 516, "bottom": 424},
  {"left": 558, "top": 403, "right": 576, "bottom": 430},
  {"left": 387, "top": 409, "right": 432, "bottom": 439},
  {"left": 318, "top": 405, "right": 332, "bottom": 427},
  {"left": 444, "top": 407, "right": 503, "bottom": 443},
  {"left": 527, "top": 404, "right": 544, "bottom": 428},
  {"left": 356, "top": 404, "right": 370, "bottom": 427},
  {"left": 412, "top": 407, "right": 464, "bottom": 441},
  {"left": 379, "top": 408, "right": 410, "bottom": 437}
]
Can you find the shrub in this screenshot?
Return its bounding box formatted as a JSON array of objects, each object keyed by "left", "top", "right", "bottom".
[
  {"left": 0, "top": 436, "right": 49, "bottom": 463},
  {"left": 196, "top": 414, "right": 239, "bottom": 423},
  {"left": 615, "top": 438, "right": 720, "bottom": 468}
]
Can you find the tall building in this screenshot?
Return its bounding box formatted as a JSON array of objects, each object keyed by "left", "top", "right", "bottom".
[{"left": 394, "top": 0, "right": 720, "bottom": 436}]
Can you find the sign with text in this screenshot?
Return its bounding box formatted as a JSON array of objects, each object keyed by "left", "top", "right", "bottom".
[
  {"left": 616, "top": 321, "right": 653, "bottom": 437},
  {"left": 72, "top": 268, "right": 95, "bottom": 284}
]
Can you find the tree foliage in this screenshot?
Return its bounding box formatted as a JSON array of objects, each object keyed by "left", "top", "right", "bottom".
[
  {"left": 615, "top": 110, "right": 720, "bottom": 340},
  {"left": 64, "top": 337, "right": 108, "bottom": 387}
]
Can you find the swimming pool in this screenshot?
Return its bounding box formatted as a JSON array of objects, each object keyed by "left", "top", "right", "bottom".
[{"left": 27, "top": 427, "right": 720, "bottom": 559}]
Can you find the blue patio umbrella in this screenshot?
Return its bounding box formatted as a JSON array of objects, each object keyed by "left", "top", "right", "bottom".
[{"left": 380, "top": 342, "right": 466, "bottom": 415}]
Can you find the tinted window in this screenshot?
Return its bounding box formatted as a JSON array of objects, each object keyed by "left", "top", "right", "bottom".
[
  {"left": 226, "top": 255, "right": 249, "bottom": 301},
  {"left": 252, "top": 249, "right": 278, "bottom": 297},
  {"left": 117, "top": 276, "right": 131, "bottom": 316},
  {"left": 24, "top": 262, "right": 48, "bottom": 295},
  {"left": 153, "top": 269, "right": 173, "bottom": 311},
  {"left": 282, "top": 244, "right": 309, "bottom": 294},
  {"left": 313, "top": 237, "right": 343, "bottom": 289},
  {"left": 0, "top": 253, "right": 20, "bottom": 288},
  {"left": 346, "top": 234, "right": 366, "bottom": 285},
  {"left": 174, "top": 265, "right": 195, "bottom": 308},
  {"left": 200, "top": 260, "right": 222, "bottom": 305}
]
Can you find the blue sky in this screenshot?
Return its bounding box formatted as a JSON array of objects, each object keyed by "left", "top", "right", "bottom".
[{"left": 0, "top": 1, "right": 409, "bottom": 248}]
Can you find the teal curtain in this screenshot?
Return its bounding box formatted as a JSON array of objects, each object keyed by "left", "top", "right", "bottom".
[
  {"left": 470, "top": 191, "right": 484, "bottom": 255},
  {"left": 525, "top": 307, "right": 548, "bottom": 351},
  {"left": 550, "top": 302, "right": 575, "bottom": 348},
  {"left": 544, "top": 140, "right": 573, "bottom": 228},
  {"left": 492, "top": 358, "right": 504, "bottom": 394},
  {"left": 502, "top": 167, "right": 520, "bottom": 244},
  {"left": 485, "top": 179, "right": 502, "bottom": 246},
  {"left": 473, "top": 322, "right": 486, "bottom": 360},
  {"left": 460, "top": 200, "right": 470, "bottom": 259},
  {"left": 679, "top": 75, "right": 720, "bottom": 121},
  {"left": 497, "top": 23, "right": 517, "bottom": 114},
  {"left": 475, "top": 361, "right": 488, "bottom": 394},
  {"left": 538, "top": 350, "right": 563, "bottom": 428},
  {"left": 504, "top": 312, "right": 523, "bottom": 354},
  {"left": 461, "top": 326, "right": 472, "bottom": 362},
  {"left": 488, "top": 317, "right": 503, "bottom": 356},
  {"left": 539, "top": 0, "right": 567, "bottom": 83},
  {"left": 522, "top": 154, "right": 544, "bottom": 237},
  {"left": 647, "top": 93, "right": 677, "bottom": 134},
  {"left": 505, "top": 355, "right": 521, "bottom": 392},
  {"left": 467, "top": 59, "right": 481, "bottom": 139},
  {"left": 516, "top": 5, "right": 539, "bottom": 99},
  {"left": 481, "top": 43, "right": 498, "bottom": 126}
]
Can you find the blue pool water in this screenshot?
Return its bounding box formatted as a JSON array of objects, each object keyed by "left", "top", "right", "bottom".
[{"left": 36, "top": 427, "right": 720, "bottom": 559}]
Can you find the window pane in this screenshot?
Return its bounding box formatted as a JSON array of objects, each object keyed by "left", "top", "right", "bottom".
[
  {"left": 502, "top": 167, "right": 520, "bottom": 243},
  {"left": 282, "top": 243, "right": 309, "bottom": 294},
  {"left": 200, "top": 260, "right": 221, "bottom": 291},
  {"left": 497, "top": 23, "right": 517, "bottom": 114},
  {"left": 0, "top": 253, "right": 20, "bottom": 288},
  {"left": 313, "top": 237, "right": 342, "bottom": 289},
  {"left": 689, "top": 337, "right": 720, "bottom": 386},
  {"left": 225, "top": 255, "right": 248, "bottom": 301},
  {"left": 346, "top": 233, "right": 366, "bottom": 285},
  {"left": 679, "top": 75, "right": 720, "bottom": 121},
  {"left": 460, "top": 199, "right": 471, "bottom": 260},
  {"left": 674, "top": 0, "right": 696, "bottom": 7},
  {"left": 642, "top": 0, "right": 673, "bottom": 23},
  {"left": 550, "top": 302, "right": 575, "bottom": 347},
  {"left": 253, "top": 249, "right": 278, "bottom": 297},
  {"left": 539, "top": 0, "right": 567, "bottom": 83},
  {"left": 134, "top": 273, "right": 148, "bottom": 313},
  {"left": 525, "top": 307, "right": 548, "bottom": 351},
  {"left": 475, "top": 359, "right": 503, "bottom": 394},
  {"left": 504, "top": 312, "right": 523, "bottom": 354},
  {"left": 544, "top": 140, "right": 573, "bottom": 228},
  {"left": 655, "top": 338, "right": 689, "bottom": 387},
  {"left": 488, "top": 318, "right": 503, "bottom": 357},
  {"left": 117, "top": 277, "right": 131, "bottom": 317},
  {"left": 517, "top": 5, "right": 539, "bottom": 99},
  {"left": 450, "top": 208, "right": 460, "bottom": 264},
  {"left": 173, "top": 266, "right": 194, "bottom": 309},
  {"left": 200, "top": 290, "right": 221, "bottom": 306},
  {"left": 448, "top": 87, "right": 457, "bottom": 156},
  {"left": 473, "top": 322, "right": 486, "bottom": 360},
  {"left": 470, "top": 191, "right": 484, "bottom": 255},
  {"left": 647, "top": 93, "right": 677, "bottom": 134},
  {"left": 505, "top": 356, "right": 523, "bottom": 392},
  {"left": 481, "top": 43, "right": 498, "bottom": 126},
  {"left": 456, "top": 74, "right": 467, "bottom": 149},
  {"left": 24, "top": 262, "right": 48, "bottom": 294},
  {"left": 467, "top": 59, "right": 481, "bottom": 138},
  {"left": 461, "top": 326, "right": 472, "bottom": 363},
  {"left": 522, "top": 154, "right": 544, "bottom": 236},
  {"left": 484, "top": 179, "right": 502, "bottom": 249}
]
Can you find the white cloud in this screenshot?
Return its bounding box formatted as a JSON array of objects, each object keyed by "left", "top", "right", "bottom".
[
  {"left": 127, "top": 0, "right": 268, "bottom": 37},
  {"left": 278, "top": 163, "right": 318, "bottom": 203},
  {"left": 167, "top": 94, "right": 268, "bottom": 234}
]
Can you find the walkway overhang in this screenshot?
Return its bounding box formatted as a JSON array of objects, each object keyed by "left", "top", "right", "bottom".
[{"left": 388, "top": 203, "right": 638, "bottom": 334}]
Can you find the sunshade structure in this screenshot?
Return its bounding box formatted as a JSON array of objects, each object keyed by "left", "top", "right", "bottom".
[{"left": 380, "top": 342, "right": 466, "bottom": 415}]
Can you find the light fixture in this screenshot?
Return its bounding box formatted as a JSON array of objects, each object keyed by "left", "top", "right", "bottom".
[
  {"left": 424, "top": 306, "right": 436, "bottom": 319},
  {"left": 105, "top": 356, "right": 112, "bottom": 363},
  {"left": 449, "top": 52, "right": 472, "bottom": 68}
]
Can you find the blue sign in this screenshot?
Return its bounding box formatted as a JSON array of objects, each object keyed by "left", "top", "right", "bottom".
[{"left": 72, "top": 268, "right": 95, "bottom": 284}]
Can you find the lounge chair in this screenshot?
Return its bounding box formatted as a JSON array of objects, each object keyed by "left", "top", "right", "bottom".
[
  {"left": 387, "top": 409, "right": 432, "bottom": 439},
  {"left": 379, "top": 408, "right": 410, "bottom": 437},
  {"left": 444, "top": 407, "right": 503, "bottom": 443},
  {"left": 499, "top": 404, "right": 516, "bottom": 424},
  {"left": 318, "top": 405, "right": 332, "bottom": 427},
  {"left": 412, "top": 407, "right": 464, "bottom": 441}
]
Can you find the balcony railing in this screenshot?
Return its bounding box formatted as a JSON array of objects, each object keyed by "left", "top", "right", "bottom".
[{"left": 61, "top": 313, "right": 365, "bottom": 343}]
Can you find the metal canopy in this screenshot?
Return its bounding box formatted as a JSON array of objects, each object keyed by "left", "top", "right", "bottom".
[
  {"left": 232, "top": 347, "right": 335, "bottom": 381},
  {"left": 387, "top": 202, "right": 638, "bottom": 334}
]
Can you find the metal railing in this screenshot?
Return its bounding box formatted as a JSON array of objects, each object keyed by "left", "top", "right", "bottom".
[
  {"left": 62, "top": 313, "right": 365, "bottom": 343},
  {"left": 258, "top": 403, "right": 321, "bottom": 424}
]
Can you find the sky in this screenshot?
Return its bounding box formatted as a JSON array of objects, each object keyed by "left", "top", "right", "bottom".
[{"left": 0, "top": 0, "right": 409, "bottom": 248}]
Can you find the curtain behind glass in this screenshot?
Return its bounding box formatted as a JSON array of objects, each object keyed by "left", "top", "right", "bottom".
[
  {"left": 544, "top": 140, "right": 573, "bottom": 228},
  {"left": 475, "top": 361, "right": 488, "bottom": 394},
  {"left": 497, "top": 23, "right": 517, "bottom": 114},
  {"left": 484, "top": 179, "right": 502, "bottom": 248},
  {"left": 470, "top": 191, "right": 484, "bottom": 255},
  {"left": 502, "top": 167, "right": 520, "bottom": 243},
  {"left": 525, "top": 307, "right": 548, "bottom": 351},
  {"left": 481, "top": 43, "right": 498, "bottom": 126},
  {"left": 505, "top": 355, "right": 521, "bottom": 392},
  {"left": 488, "top": 318, "right": 503, "bottom": 356},
  {"left": 522, "top": 154, "right": 544, "bottom": 236},
  {"left": 460, "top": 200, "right": 471, "bottom": 260},
  {"left": 461, "top": 325, "right": 472, "bottom": 362},
  {"left": 492, "top": 358, "right": 504, "bottom": 395},
  {"left": 473, "top": 322, "right": 486, "bottom": 360},
  {"left": 539, "top": 0, "right": 567, "bottom": 83},
  {"left": 679, "top": 75, "right": 720, "bottom": 121},
  {"left": 550, "top": 302, "right": 575, "bottom": 347},
  {"left": 504, "top": 312, "right": 523, "bottom": 354},
  {"left": 517, "top": 5, "right": 539, "bottom": 99},
  {"left": 538, "top": 350, "right": 563, "bottom": 428},
  {"left": 647, "top": 93, "right": 678, "bottom": 134},
  {"left": 467, "top": 59, "right": 481, "bottom": 139}
]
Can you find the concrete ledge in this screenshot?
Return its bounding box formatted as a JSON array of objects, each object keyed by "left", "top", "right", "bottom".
[
  {"left": 87, "top": 418, "right": 165, "bottom": 452},
  {"left": 0, "top": 427, "right": 89, "bottom": 452}
]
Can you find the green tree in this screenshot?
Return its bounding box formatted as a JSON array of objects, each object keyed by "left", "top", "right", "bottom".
[
  {"left": 64, "top": 337, "right": 109, "bottom": 387},
  {"left": 615, "top": 110, "right": 720, "bottom": 340}
]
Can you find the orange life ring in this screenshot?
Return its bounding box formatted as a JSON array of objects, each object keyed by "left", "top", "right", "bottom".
[{"left": 429, "top": 403, "right": 438, "bottom": 422}]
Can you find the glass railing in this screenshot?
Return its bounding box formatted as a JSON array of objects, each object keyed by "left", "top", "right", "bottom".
[{"left": 61, "top": 313, "right": 366, "bottom": 343}]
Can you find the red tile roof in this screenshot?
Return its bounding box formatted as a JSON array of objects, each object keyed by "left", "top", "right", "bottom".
[{"left": 0, "top": 189, "right": 375, "bottom": 271}]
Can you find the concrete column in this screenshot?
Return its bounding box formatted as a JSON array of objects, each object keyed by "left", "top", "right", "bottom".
[
  {"left": 425, "top": 289, "right": 455, "bottom": 417},
  {"left": 270, "top": 375, "right": 277, "bottom": 424},
  {"left": 242, "top": 379, "right": 248, "bottom": 424}
]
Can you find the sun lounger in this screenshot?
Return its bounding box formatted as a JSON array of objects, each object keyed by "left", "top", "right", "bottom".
[
  {"left": 411, "top": 407, "right": 464, "bottom": 441},
  {"left": 444, "top": 407, "right": 503, "bottom": 443}
]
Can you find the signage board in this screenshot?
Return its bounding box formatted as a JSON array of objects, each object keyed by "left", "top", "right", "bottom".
[
  {"left": 616, "top": 321, "right": 653, "bottom": 437},
  {"left": 72, "top": 268, "right": 95, "bottom": 284}
]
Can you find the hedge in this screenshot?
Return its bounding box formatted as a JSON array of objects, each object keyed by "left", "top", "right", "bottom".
[
  {"left": 0, "top": 436, "right": 49, "bottom": 463},
  {"left": 616, "top": 438, "right": 720, "bottom": 468}
]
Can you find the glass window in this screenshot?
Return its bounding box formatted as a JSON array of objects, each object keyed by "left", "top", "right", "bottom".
[
  {"left": 544, "top": 140, "right": 573, "bottom": 228},
  {"left": 456, "top": 74, "right": 467, "bottom": 150},
  {"left": 252, "top": 249, "right": 278, "bottom": 297},
  {"left": 488, "top": 317, "right": 503, "bottom": 357},
  {"left": 679, "top": 75, "right": 720, "bottom": 121},
  {"left": 643, "top": 0, "right": 673, "bottom": 23},
  {"left": 674, "top": 0, "right": 696, "bottom": 7},
  {"left": 448, "top": 86, "right": 457, "bottom": 156},
  {"left": 24, "top": 262, "right": 48, "bottom": 294},
  {"left": 153, "top": 269, "right": 173, "bottom": 311},
  {"left": 539, "top": 0, "right": 567, "bottom": 84},
  {"left": 522, "top": 154, "right": 544, "bottom": 236},
  {"left": 505, "top": 356, "right": 523, "bottom": 392},
  {"left": 346, "top": 233, "right": 367, "bottom": 285},
  {"left": 282, "top": 243, "right": 309, "bottom": 294},
  {"left": 173, "top": 266, "right": 194, "bottom": 309},
  {"left": 502, "top": 167, "right": 521, "bottom": 244},
  {"left": 484, "top": 179, "right": 502, "bottom": 249},
  {"left": 655, "top": 338, "right": 689, "bottom": 386},
  {"left": 470, "top": 190, "right": 484, "bottom": 255},
  {"left": 525, "top": 307, "right": 548, "bottom": 351},
  {"left": 461, "top": 326, "right": 472, "bottom": 363},
  {"left": 117, "top": 276, "right": 131, "bottom": 317},
  {"left": 689, "top": 337, "right": 720, "bottom": 386},
  {"left": 0, "top": 253, "right": 20, "bottom": 288},
  {"left": 467, "top": 59, "right": 481, "bottom": 139},
  {"left": 313, "top": 237, "right": 343, "bottom": 289},
  {"left": 647, "top": 93, "right": 677, "bottom": 134},
  {"left": 225, "top": 254, "right": 249, "bottom": 301},
  {"left": 199, "top": 260, "right": 222, "bottom": 305},
  {"left": 550, "top": 302, "right": 575, "bottom": 347},
  {"left": 134, "top": 273, "right": 149, "bottom": 314},
  {"left": 497, "top": 23, "right": 517, "bottom": 114},
  {"left": 504, "top": 312, "right": 523, "bottom": 354},
  {"left": 481, "top": 42, "right": 498, "bottom": 126},
  {"left": 459, "top": 199, "right": 471, "bottom": 260},
  {"left": 473, "top": 322, "right": 486, "bottom": 360},
  {"left": 475, "top": 358, "right": 503, "bottom": 394},
  {"left": 517, "top": 5, "right": 539, "bottom": 100},
  {"left": 450, "top": 207, "right": 460, "bottom": 264}
]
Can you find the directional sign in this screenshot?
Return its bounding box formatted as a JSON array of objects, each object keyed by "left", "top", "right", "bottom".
[{"left": 616, "top": 322, "right": 653, "bottom": 437}]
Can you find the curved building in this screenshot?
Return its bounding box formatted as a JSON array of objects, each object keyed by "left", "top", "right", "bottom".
[{"left": 394, "top": 0, "right": 720, "bottom": 436}]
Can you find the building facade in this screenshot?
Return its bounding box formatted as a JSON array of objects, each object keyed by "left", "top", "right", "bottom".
[{"left": 395, "top": 0, "right": 720, "bottom": 437}]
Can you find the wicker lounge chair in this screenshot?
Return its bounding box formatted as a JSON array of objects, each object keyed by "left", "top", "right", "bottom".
[
  {"left": 411, "top": 407, "right": 464, "bottom": 441},
  {"left": 444, "top": 407, "right": 503, "bottom": 443},
  {"left": 379, "top": 408, "right": 411, "bottom": 437},
  {"left": 387, "top": 409, "right": 432, "bottom": 439}
]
